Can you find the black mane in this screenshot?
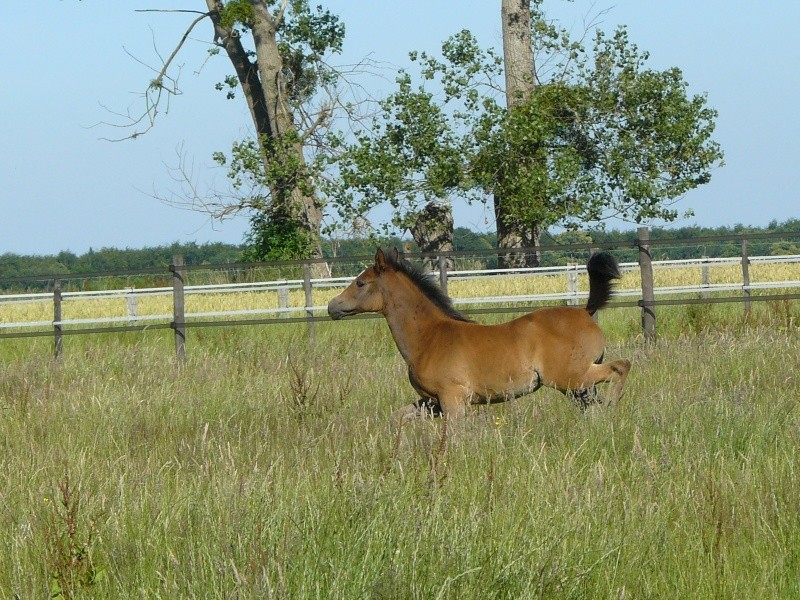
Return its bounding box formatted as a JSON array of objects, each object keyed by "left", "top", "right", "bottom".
[{"left": 386, "top": 252, "right": 473, "bottom": 323}]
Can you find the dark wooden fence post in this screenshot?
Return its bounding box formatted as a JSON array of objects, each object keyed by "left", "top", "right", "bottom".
[
  {"left": 53, "top": 278, "right": 63, "bottom": 359},
  {"left": 171, "top": 255, "right": 186, "bottom": 361},
  {"left": 438, "top": 254, "right": 448, "bottom": 296},
  {"left": 741, "top": 238, "right": 751, "bottom": 318},
  {"left": 637, "top": 226, "right": 656, "bottom": 341}
]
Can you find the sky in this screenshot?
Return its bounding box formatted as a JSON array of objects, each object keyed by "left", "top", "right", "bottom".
[{"left": 2, "top": 1, "right": 798, "bottom": 256}]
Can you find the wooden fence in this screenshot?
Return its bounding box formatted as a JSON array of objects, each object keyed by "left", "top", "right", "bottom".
[{"left": 1, "top": 227, "right": 799, "bottom": 359}]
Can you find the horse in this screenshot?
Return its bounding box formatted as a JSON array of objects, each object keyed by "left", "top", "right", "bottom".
[{"left": 327, "top": 248, "right": 631, "bottom": 422}]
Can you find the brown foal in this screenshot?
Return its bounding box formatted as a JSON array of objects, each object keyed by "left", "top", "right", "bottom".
[{"left": 328, "top": 249, "right": 631, "bottom": 422}]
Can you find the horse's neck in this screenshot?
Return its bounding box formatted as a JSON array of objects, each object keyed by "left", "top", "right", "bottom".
[{"left": 382, "top": 276, "right": 448, "bottom": 365}]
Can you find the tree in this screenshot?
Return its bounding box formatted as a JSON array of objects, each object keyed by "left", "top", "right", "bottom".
[
  {"left": 336, "top": 2, "right": 723, "bottom": 266},
  {"left": 333, "top": 31, "right": 500, "bottom": 251},
  {"left": 497, "top": 0, "right": 539, "bottom": 266},
  {"left": 112, "top": 1, "right": 345, "bottom": 262},
  {"left": 475, "top": 19, "right": 724, "bottom": 257}
]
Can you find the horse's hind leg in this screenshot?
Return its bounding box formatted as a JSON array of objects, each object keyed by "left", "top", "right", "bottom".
[
  {"left": 577, "top": 359, "right": 632, "bottom": 405},
  {"left": 568, "top": 386, "right": 599, "bottom": 410},
  {"left": 391, "top": 397, "right": 443, "bottom": 427}
]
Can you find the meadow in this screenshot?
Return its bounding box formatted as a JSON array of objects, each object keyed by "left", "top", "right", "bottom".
[{"left": 1, "top": 261, "right": 799, "bottom": 598}]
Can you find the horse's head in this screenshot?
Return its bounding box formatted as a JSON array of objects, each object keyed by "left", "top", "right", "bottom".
[{"left": 327, "top": 248, "right": 397, "bottom": 320}]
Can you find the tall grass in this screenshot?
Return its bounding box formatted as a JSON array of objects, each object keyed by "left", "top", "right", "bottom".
[{"left": 1, "top": 308, "right": 799, "bottom": 598}]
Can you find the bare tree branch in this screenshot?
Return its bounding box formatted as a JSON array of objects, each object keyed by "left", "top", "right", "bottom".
[
  {"left": 147, "top": 12, "right": 209, "bottom": 96},
  {"left": 142, "top": 144, "right": 269, "bottom": 220},
  {"left": 273, "top": 0, "right": 291, "bottom": 30},
  {"left": 94, "top": 11, "right": 210, "bottom": 141}
]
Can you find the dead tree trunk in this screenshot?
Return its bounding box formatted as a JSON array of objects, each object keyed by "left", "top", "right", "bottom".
[{"left": 410, "top": 202, "right": 455, "bottom": 273}]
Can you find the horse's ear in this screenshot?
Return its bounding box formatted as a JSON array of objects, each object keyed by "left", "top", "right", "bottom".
[
  {"left": 391, "top": 247, "right": 400, "bottom": 264},
  {"left": 374, "top": 248, "right": 387, "bottom": 273}
]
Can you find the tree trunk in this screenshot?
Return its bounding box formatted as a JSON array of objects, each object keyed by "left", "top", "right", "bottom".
[
  {"left": 249, "top": 1, "right": 324, "bottom": 261},
  {"left": 494, "top": 199, "right": 525, "bottom": 269},
  {"left": 502, "top": 0, "right": 536, "bottom": 110},
  {"left": 206, "top": 1, "right": 272, "bottom": 138},
  {"left": 410, "top": 202, "right": 455, "bottom": 273},
  {"left": 496, "top": 0, "right": 542, "bottom": 268},
  {"left": 207, "top": 0, "right": 324, "bottom": 263},
  {"left": 523, "top": 222, "right": 542, "bottom": 267}
]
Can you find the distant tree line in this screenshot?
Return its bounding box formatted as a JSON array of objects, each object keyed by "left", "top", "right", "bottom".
[
  {"left": 1, "top": 220, "right": 798, "bottom": 285},
  {"left": 0, "top": 242, "right": 243, "bottom": 281},
  {"left": 326, "top": 220, "right": 800, "bottom": 269},
  {"left": 586, "top": 219, "right": 800, "bottom": 263}
]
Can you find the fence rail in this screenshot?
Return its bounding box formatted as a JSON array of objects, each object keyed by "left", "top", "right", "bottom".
[{"left": 1, "top": 227, "right": 799, "bottom": 357}]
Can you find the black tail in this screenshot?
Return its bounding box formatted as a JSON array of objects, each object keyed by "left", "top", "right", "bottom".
[{"left": 585, "top": 252, "right": 621, "bottom": 315}]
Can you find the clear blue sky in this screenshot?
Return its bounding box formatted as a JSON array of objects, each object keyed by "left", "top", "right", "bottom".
[{"left": 2, "top": 1, "right": 798, "bottom": 256}]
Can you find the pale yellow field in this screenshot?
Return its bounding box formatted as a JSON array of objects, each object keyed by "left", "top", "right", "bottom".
[
  {"left": 447, "top": 261, "right": 799, "bottom": 304},
  {"left": 1, "top": 261, "right": 797, "bottom": 327}
]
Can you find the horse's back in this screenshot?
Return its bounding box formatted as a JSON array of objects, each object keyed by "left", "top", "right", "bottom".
[{"left": 520, "top": 305, "right": 603, "bottom": 337}]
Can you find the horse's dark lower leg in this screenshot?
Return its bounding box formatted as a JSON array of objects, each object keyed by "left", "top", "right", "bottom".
[
  {"left": 569, "top": 386, "right": 600, "bottom": 411},
  {"left": 391, "top": 397, "right": 443, "bottom": 428},
  {"left": 568, "top": 353, "right": 604, "bottom": 410},
  {"left": 413, "top": 397, "right": 443, "bottom": 417}
]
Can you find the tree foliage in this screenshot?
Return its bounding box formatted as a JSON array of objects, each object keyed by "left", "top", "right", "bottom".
[
  {"left": 207, "top": 0, "right": 345, "bottom": 261},
  {"left": 120, "top": 2, "right": 723, "bottom": 260},
  {"left": 119, "top": 1, "right": 346, "bottom": 262},
  {"left": 333, "top": 30, "right": 500, "bottom": 233},
  {"left": 334, "top": 5, "right": 724, "bottom": 242}
]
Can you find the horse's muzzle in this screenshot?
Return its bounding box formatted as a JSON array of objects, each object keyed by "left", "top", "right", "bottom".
[{"left": 327, "top": 300, "right": 348, "bottom": 320}]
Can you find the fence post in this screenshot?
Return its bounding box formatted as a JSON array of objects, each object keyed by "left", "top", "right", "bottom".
[
  {"left": 438, "top": 254, "right": 448, "bottom": 296},
  {"left": 566, "top": 263, "right": 579, "bottom": 306},
  {"left": 701, "top": 255, "right": 710, "bottom": 297},
  {"left": 53, "top": 278, "right": 63, "bottom": 359},
  {"left": 589, "top": 247, "right": 599, "bottom": 322},
  {"left": 303, "top": 262, "right": 315, "bottom": 342},
  {"left": 171, "top": 255, "right": 186, "bottom": 361},
  {"left": 637, "top": 226, "right": 656, "bottom": 341},
  {"left": 277, "top": 286, "right": 289, "bottom": 318},
  {"left": 126, "top": 288, "right": 139, "bottom": 323},
  {"left": 741, "top": 239, "right": 751, "bottom": 318}
]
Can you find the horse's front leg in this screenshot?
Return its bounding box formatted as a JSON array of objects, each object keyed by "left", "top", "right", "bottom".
[{"left": 438, "top": 391, "right": 468, "bottom": 421}]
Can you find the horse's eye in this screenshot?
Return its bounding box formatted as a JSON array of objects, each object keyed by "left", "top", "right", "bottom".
[{"left": 356, "top": 279, "right": 366, "bottom": 288}]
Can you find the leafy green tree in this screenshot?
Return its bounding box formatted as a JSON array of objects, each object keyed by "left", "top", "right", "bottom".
[
  {"left": 242, "top": 207, "right": 315, "bottom": 262},
  {"left": 115, "top": 1, "right": 345, "bottom": 262},
  {"left": 335, "top": 2, "right": 723, "bottom": 265},
  {"left": 332, "top": 31, "right": 497, "bottom": 249}
]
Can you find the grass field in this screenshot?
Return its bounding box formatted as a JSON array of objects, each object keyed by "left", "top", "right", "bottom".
[{"left": 1, "top": 299, "right": 799, "bottom": 598}]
